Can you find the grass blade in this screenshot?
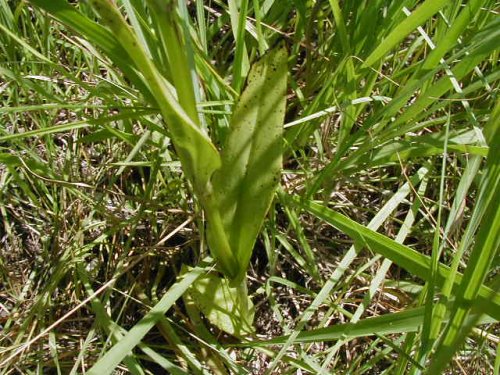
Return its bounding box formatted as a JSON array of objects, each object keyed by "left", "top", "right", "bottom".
[
  {"left": 364, "top": 0, "right": 451, "bottom": 67},
  {"left": 244, "top": 306, "right": 494, "bottom": 345},
  {"left": 427, "top": 102, "right": 500, "bottom": 374},
  {"left": 286, "top": 195, "right": 500, "bottom": 320},
  {"left": 87, "top": 261, "right": 210, "bottom": 375}
]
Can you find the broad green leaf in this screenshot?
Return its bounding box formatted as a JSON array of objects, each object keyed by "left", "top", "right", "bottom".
[
  {"left": 185, "top": 269, "right": 255, "bottom": 337},
  {"left": 286, "top": 195, "right": 500, "bottom": 321},
  {"left": 27, "top": 0, "right": 231, "bottom": 275},
  {"left": 208, "top": 45, "right": 288, "bottom": 281},
  {"left": 28, "top": 0, "right": 221, "bottom": 197}
]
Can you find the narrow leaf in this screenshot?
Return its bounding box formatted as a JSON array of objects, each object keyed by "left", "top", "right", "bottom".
[
  {"left": 286, "top": 195, "right": 500, "bottom": 320},
  {"left": 28, "top": 0, "right": 150, "bottom": 98},
  {"left": 88, "top": 0, "right": 221, "bottom": 195},
  {"left": 427, "top": 105, "right": 500, "bottom": 374},
  {"left": 244, "top": 306, "right": 494, "bottom": 346},
  {"left": 364, "top": 0, "right": 451, "bottom": 66},
  {"left": 87, "top": 261, "right": 210, "bottom": 375}
]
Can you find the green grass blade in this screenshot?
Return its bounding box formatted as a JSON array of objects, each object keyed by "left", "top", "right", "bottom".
[
  {"left": 88, "top": 0, "right": 221, "bottom": 196},
  {"left": 418, "top": 0, "right": 483, "bottom": 73},
  {"left": 76, "top": 264, "right": 185, "bottom": 374},
  {"left": 228, "top": 0, "right": 250, "bottom": 92},
  {"left": 87, "top": 261, "right": 210, "bottom": 375},
  {"left": 146, "top": 0, "right": 199, "bottom": 123},
  {"left": 27, "top": 0, "right": 150, "bottom": 98},
  {"left": 364, "top": 0, "right": 451, "bottom": 67},
  {"left": 282, "top": 201, "right": 321, "bottom": 281},
  {"left": 243, "top": 306, "right": 494, "bottom": 345},
  {"left": 286, "top": 195, "right": 500, "bottom": 320},
  {"left": 341, "top": 128, "right": 487, "bottom": 173},
  {"left": 267, "top": 166, "right": 429, "bottom": 372},
  {"left": 427, "top": 104, "right": 500, "bottom": 374},
  {"left": 320, "top": 172, "right": 429, "bottom": 371},
  {"left": 419, "top": 113, "right": 451, "bottom": 363},
  {"left": 386, "top": 18, "right": 499, "bottom": 135},
  {"left": 0, "top": 111, "right": 155, "bottom": 142},
  {"left": 29, "top": 0, "right": 221, "bottom": 197},
  {"left": 28, "top": 0, "right": 123, "bottom": 58}
]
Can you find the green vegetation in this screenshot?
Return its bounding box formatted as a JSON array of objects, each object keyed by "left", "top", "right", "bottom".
[{"left": 0, "top": 0, "right": 498, "bottom": 373}]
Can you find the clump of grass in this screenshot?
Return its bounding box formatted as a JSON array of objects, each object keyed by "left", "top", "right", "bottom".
[{"left": 0, "top": 0, "right": 498, "bottom": 374}]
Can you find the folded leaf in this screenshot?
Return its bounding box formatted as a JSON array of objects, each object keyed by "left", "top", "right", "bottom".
[
  {"left": 87, "top": 0, "right": 221, "bottom": 195},
  {"left": 185, "top": 269, "right": 255, "bottom": 338}
]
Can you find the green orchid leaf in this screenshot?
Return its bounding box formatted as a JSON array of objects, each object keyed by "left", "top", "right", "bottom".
[
  {"left": 85, "top": 0, "right": 221, "bottom": 195},
  {"left": 185, "top": 269, "right": 255, "bottom": 338},
  {"left": 29, "top": 0, "right": 221, "bottom": 196},
  {"left": 209, "top": 45, "right": 288, "bottom": 281}
]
